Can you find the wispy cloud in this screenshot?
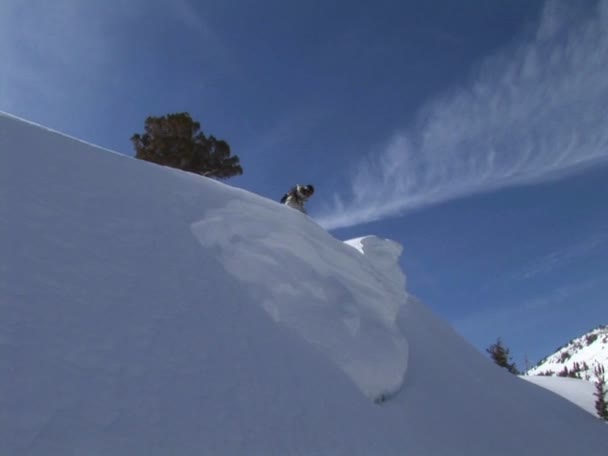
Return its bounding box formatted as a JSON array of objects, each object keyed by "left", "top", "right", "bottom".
[
  {"left": 317, "top": 0, "right": 608, "bottom": 230},
  {"left": 0, "top": 0, "right": 228, "bottom": 116},
  {"left": 0, "top": 0, "right": 117, "bottom": 112},
  {"left": 170, "top": 0, "right": 232, "bottom": 66},
  {"left": 453, "top": 274, "right": 607, "bottom": 341},
  {"left": 510, "top": 230, "right": 608, "bottom": 281}
]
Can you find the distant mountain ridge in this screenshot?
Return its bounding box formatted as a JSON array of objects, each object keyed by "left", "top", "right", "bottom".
[{"left": 527, "top": 325, "right": 608, "bottom": 382}]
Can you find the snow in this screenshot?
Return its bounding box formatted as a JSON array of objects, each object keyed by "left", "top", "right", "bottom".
[
  {"left": 527, "top": 326, "right": 608, "bottom": 382},
  {"left": 522, "top": 376, "right": 599, "bottom": 417},
  {"left": 191, "top": 208, "right": 408, "bottom": 399},
  {"left": 1, "top": 111, "right": 607, "bottom": 455}
]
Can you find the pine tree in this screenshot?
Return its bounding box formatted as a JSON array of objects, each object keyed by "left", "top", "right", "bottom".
[
  {"left": 486, "top": 338, "right": 520, "bottom": 375},
  {"left": 593, "top": 365, "right": 608, "bottom": 421},
  {"left": 131, "top": 112, "right": 242, "bottom": 179}
]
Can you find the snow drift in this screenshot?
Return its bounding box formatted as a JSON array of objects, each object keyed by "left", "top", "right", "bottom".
[{"left": 1, "top": 112, "right": 607, "bottom": 455}]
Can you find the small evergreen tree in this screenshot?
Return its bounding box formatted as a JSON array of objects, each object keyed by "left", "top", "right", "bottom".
[
  {"left": 131, "top": 112, "right": 242, "bottom": 179},
  {"left": 486, "top": 338, "right": 520, "bottom": 375},
  {"left": 593, "top": 365, "right": 608, "bottom": 421}
]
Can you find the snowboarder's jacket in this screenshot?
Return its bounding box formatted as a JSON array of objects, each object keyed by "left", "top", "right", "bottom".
[{"left": 280, "top": 184, "right": 315, "bottom": 213}]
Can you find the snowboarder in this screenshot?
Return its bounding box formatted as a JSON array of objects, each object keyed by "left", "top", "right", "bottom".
[{"left": 280, "top": 184, "right": 315, "bottom": 213}]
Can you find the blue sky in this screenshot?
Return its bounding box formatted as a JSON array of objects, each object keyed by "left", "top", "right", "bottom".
[{"left": 2, "top": 0, "right": 607, "bottom": 367}]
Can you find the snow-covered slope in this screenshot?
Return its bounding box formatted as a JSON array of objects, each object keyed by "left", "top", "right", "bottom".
[
  {"left": 522, "top": 376, "right": 599, "bottom": 417},
  {"left": 527, "top": 325, "right": 608, "bottom": 382},
  {"left": 1, "top": 112, "right": 607, "bottom": 455}
]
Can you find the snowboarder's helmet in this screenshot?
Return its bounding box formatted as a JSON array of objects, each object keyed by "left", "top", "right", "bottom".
[{"left": 303, "top": 184, "right": 315, "bottom": 196}]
